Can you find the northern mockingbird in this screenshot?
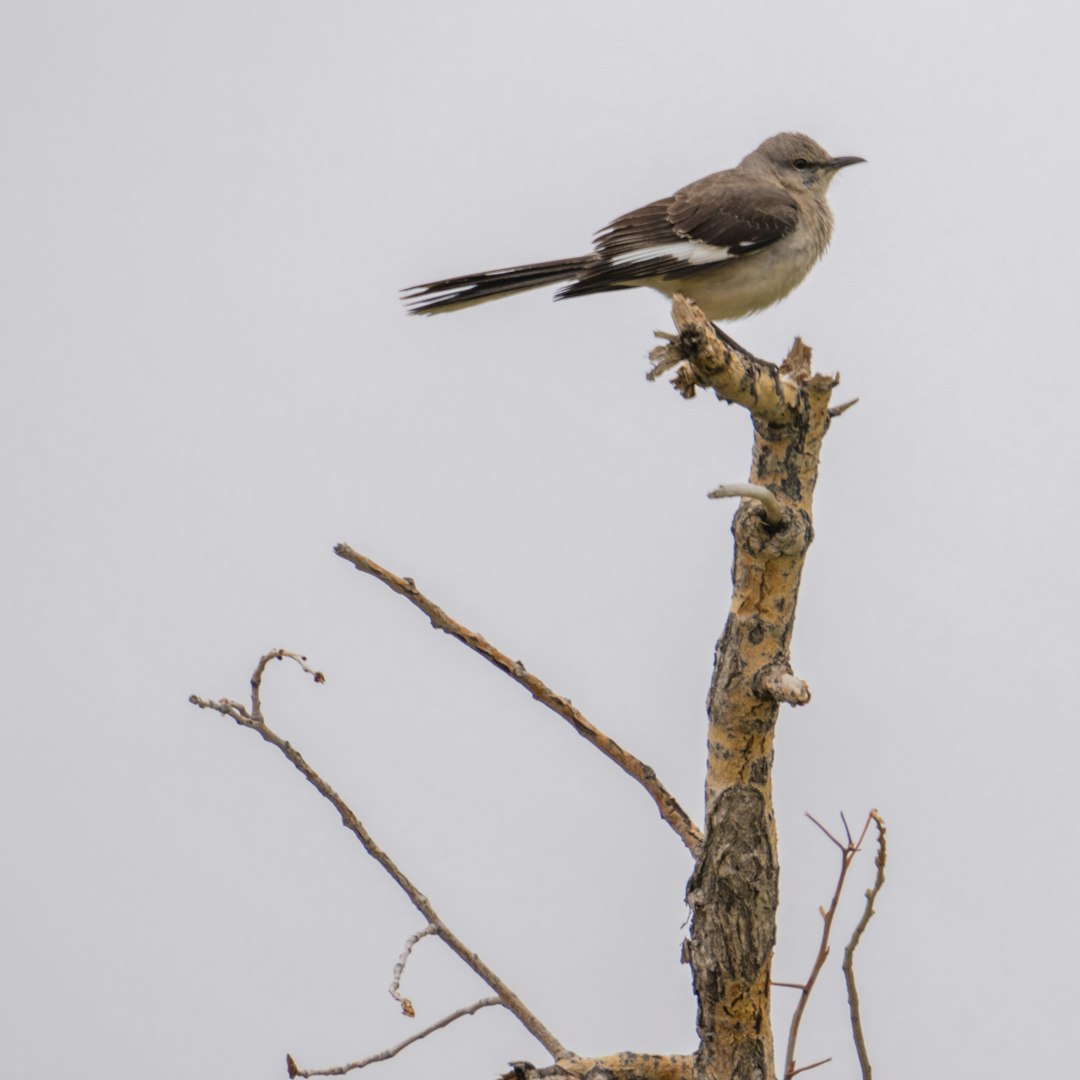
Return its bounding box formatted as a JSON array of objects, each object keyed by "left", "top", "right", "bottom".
[{"left": 402, "top": 132, "right": 863, "bottom": 341}]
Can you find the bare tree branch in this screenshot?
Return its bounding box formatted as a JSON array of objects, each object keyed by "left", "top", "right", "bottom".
[
  {"left": 804, "top": 812, "right": 846, "bottom": 851},
  {"left": 707, "top": 482, "right": 783, "bottom": 526},
  {"left": 827, "top": 397, "right": 859, "bottom": 418},
  {"left": 555, "top": 1053, "right": 695, "bottom": 1080},
  {"left": 782, "top": 812, "right": 874, "bottom": 1080},
  {"left": 251, "top": 649, "right": 326, "bottom": 721},
  {"left": 789, "top": 1058, "right": 832, "bottom": 1077},
  {"left": 843, "top": 810, "right": 887, "bottom": 1080},
  {"left": 286, "top": 997, "right": 502, "bottom": 1078},
  {"left": 647, "top": 296, "right": 836, "bottom": 422},
  {"left": 190, "top": 651, "right": 570, "bottom": 1061},
  {"left": 839, "top": 813, "right": 853, "bottom": 847},
  {"left": 332, "top": 543, "right": 702, "bottom": 857},
  {"left": 389, "top": 924, "right": 437, "bottom": 1017}
]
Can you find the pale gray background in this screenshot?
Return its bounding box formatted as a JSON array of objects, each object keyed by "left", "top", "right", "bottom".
[{"left": 3, "top": 2, "right": 1077, "bottom": 1078}]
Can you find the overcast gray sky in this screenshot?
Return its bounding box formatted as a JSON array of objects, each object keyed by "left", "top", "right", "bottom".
[{"left": 3, "top": 2, "right": 1078, "bottom": 1078}]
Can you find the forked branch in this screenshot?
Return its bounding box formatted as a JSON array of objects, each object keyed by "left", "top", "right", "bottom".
[
  {"left": 333, "top": 543, "right": 702, "bottom": 856},
  {"left": 190, "top": 650, "right": 569, "bottom": 1066},
  {"left": 781, "top": 811, "right": 883, "bottom": 1080},
  {"left": 843, "top": 810, "right": 887, "bottom": 1080}
]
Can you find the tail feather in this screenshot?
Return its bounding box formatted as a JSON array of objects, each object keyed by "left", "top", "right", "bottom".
[{"left": 402, "top": 256, "right": 591, "bottom": 315}]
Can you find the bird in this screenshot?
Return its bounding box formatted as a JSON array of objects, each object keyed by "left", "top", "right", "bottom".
[{"left": 401, "top": 132, "right": 864, "bottom": 347}]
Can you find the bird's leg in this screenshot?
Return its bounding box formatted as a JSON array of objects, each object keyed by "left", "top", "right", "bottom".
[{"left": 710, "top": 322, "right": 763, "bottom": 364}]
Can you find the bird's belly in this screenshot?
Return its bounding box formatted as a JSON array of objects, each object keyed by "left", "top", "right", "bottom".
[{"left": 645, "top": 244, "right": 819, "bottom": 321}]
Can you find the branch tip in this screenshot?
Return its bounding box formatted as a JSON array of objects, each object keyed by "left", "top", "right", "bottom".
[
  {"left": 708, "top": 482, "right": 783, "bottom": 525},
  {"left": 780, "top": 337, "right": 814, "bottom": 381},
  {"left": 759, "top": 668, "right": 811, "bottom": 706},
  {"left": 829, "top": 397, "right": 860, "bottom": 418},
  {"left": 805, "top": 812, "right": 844, "bottom": 850},
  {"left": 790, "top": 1057, "right": 832, "bottom": 1077},
  {"left": 390, "top": 924, "right": 438, "bottom": 1016}
]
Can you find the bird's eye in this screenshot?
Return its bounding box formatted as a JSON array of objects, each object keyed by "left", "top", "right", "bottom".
[{"left": 792, "top": 158, "right": 811, "bottom": 170}]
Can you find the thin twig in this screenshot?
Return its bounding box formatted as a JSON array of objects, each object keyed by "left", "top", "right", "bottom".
[
  {"left": 252, "top": 649, "right": 325, "bottom": 721},
  {"left": 843, "top": 810, "right": 887, "bottom": 1080},
  {"left": 333, "top": 543, "right": 702, "bottom": 857},
  {"left": 707, "top": 482, "right": 783, "bottom": 525},
  {"left": 790, "top": 1058, "right": 833, "bottom": 1077},
  {"left": 804, "top": 812, "right": 845, "bottom": 850},
  {"left": 828, "top": 397, "right": 859, "bottom": 418},
  {"left": 287, "top": 997, "right": 502, "bottom": 1077},
  {"left": 389, "top": 924, "right": 437, "bottom": 1016},
  {"left": 190, "top": 655, "right": 569, "bottom": 1061},
  {"left": 782, "top": 812, "right": 874, "bottom": 1080}
]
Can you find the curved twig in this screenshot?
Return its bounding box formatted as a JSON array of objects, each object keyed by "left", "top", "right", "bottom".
[
  {"left": 389, "top": 924, "right": 437, "bottom": 1016},
  {"left": 286, "top": 997, "right": 502, "bottom": 1078},
  {"left": 707, "top": 483, "right": 783, "bottom": 525},
  {"left": 190, "top": 653, "right": 569, "bottom": 1061}
]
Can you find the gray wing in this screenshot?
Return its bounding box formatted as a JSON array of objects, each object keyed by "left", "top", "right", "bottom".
[{"left": 558, "top": 175, "right": 799, "bottom": 297}]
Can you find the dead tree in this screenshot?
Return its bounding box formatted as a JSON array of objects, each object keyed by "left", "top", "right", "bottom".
[{"left": 191, "top": 297, "right": 885, "bottom": 1080}]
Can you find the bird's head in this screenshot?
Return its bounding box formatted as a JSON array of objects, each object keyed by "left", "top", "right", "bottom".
[{"left": 750, "top": 132, "right": 865, "bottom": 193}]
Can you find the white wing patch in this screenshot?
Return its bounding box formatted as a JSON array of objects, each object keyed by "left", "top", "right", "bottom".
[{"left": 608, "top": 240, "right": 737, "bottom": 268}]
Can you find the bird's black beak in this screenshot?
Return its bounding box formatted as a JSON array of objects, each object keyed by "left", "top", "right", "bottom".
[{"left": 827, "top": 155, "right": 866, "bottom": 170}]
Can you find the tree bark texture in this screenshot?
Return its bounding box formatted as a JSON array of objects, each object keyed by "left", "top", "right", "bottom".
[{"left": 652, "top": 298, "right": 836, "bottom": 1080}]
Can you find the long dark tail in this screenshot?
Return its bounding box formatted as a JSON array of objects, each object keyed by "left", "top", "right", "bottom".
[{"left": 401, "top": 256, "right": 592, "bottom": 315}]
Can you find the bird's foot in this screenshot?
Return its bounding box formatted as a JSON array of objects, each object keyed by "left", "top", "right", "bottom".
[{"left": 709, "top": 323, "right": 763, "bottom": 364}]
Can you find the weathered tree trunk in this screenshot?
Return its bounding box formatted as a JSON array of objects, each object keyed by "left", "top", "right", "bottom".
[{"left": 651, "top": 298, "right": 837, "bottom": 1080}]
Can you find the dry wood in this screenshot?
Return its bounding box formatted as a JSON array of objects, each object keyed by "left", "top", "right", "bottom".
[
  {"left": 286, "top": 999, "right": 502, "bottom": 1078},
  {"left": 190, "top": 650, "right": 568, "bottom": 1065},
  {"left": 652, "top": 297, "right": 838, "bottom": 1080},
  {"left": 191, "top": 297, "right": 882, "bottom": 1080},
  {"left": 782, "top": 813, "right": 875, "bottom": 1079},
  {"left": 843, "top": 811, "right": 887, "bottom": 1080},
  {"left": 333, "top": 543, "right": 702, "bottom": 856}
]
